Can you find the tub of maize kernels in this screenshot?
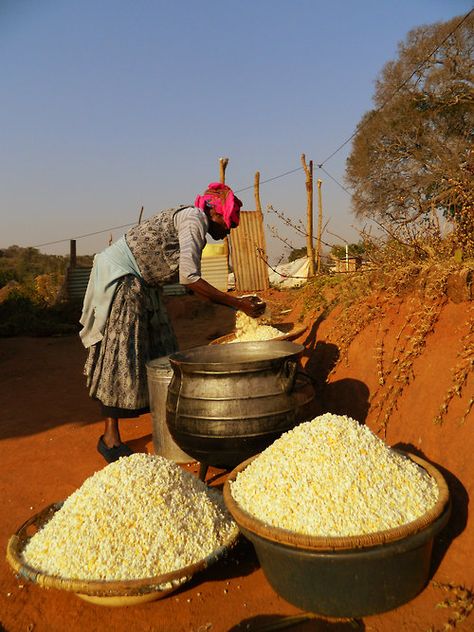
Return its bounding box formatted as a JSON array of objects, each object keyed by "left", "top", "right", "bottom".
[{"left": 223, "top": 452, "right": 451, "bottom": 618}]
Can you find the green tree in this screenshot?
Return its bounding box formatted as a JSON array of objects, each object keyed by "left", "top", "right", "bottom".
[
  {"left": 287, "top": 246, "right": 307, "bottom": 262},
  {"left": 0, "top": 245, "right": 94, "bottom": 288},
  {"left": 346, "top": 13, "right": 474, "bottom": 243},
  {"left": 330, "top": 243, "right": 365, "bottom": 260}
]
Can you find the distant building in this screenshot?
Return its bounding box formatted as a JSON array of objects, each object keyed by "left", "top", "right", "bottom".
[{"left": 330, "top": 255, "right": 363, "bottom": 273}]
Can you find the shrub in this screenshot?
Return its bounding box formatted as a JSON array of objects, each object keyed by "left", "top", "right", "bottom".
[{"left": 0, "top": 291, "right": 81, "bottom": 337}]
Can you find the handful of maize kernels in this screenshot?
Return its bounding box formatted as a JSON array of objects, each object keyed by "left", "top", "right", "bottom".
[
  {"left": 230, "top": 414, "right": 439, "bottom": 537},
  {"left": 231, "top": 309, "right": 282, "bottom": 343},
  {"left": 22, "top": 454, "right": 237, "bottom": 581}
]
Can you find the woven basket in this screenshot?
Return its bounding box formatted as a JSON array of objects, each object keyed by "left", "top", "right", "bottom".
[
  {"left": 6, "top": 502, "right": 239, "bottom": 605},
  {"left": 210, "top": 323, "right": 307, "bottom": 345},
  {"left": 223, "top": 451, "right": 450, "bottom": 551}
]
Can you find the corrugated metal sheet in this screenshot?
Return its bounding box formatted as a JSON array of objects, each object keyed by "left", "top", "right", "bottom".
[
  {"left": 203, "top": 243, "right": 226, "bottom": 257},
  {"left": 162, "top": 284, "right": 187, "bottom": 296},
  {"left": 66, "top": 267, "right": 91, "bottom": 301},
  {"left": 201, "top": 255, "right": 228, "bottom": 292},
  {"left": 64, "top": 250, "right": 229, "bottom": 302},
  {"left": 65, "top": 267, "right": 188, "bottom": 301},
  {"left": 229, "top": 211, "right": 270, "bottom": 292}
]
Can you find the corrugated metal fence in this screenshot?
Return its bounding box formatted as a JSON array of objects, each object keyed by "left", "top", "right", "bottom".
[
  {"left": 66, "top": 267, "right": 92, "bottom": 302},
  {"left": 230, "top": 211, "right": 270, "bottom": 292},
  {"left": 65, "top": 266, "right": 187, "bottom": 302},
  {"left": 201, "top": 256, "right": 228, "bottom": 292}
]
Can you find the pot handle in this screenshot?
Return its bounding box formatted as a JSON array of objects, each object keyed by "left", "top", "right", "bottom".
[
  {"left": 278, "top": 359, "right": 298, "bottom": 393},
  {"left": 175, "top": 365, "right": 184, "bottom": 419},
  {"left": 295, "top": 370, "right": 316, "bottom": 387}
]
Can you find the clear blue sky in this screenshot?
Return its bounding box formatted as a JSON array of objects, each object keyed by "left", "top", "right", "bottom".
[{"left": 1, "top": 0, "right": 470, "bottom": 261}]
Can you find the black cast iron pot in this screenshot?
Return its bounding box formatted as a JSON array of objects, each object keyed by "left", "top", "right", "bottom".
[{"left": 166, "top": 341, "right": 314, "bottom": 470}]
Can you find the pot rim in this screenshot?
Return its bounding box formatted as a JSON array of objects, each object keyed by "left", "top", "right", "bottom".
[
  {"left": 223, "top": 451, "right": 450, "bottom": 551},
  {"left": 169, "top": 341, "right": 305, "bottom": 371}
]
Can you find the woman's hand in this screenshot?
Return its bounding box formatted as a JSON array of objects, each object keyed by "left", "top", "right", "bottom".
[
  {"left": 186, "top": 279, "right": 266, "bottom": 317},
  {"left": 238, "top": 295, "right": 266, "bottom": 318}
]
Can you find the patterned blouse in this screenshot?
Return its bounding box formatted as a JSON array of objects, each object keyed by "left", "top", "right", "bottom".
[{"left": 125, "top": 206, "right": 209, "bottom": 286}]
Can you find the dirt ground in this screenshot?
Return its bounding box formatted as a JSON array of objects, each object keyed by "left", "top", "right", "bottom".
[{"left": 1, "top": 287, "right": 473, "bottom": 632}]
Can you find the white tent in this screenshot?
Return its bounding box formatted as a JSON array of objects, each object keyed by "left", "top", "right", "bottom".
[{"left": 268, "top": 257, "right": 310, "bottom": 289}]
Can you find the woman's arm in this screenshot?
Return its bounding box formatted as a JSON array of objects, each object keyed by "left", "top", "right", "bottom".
[
  {"left": 187, "top": 278, "right": 266, "bottom": 318},
  {"left": 175, "top": 209, "right": 266, "bottom": 317}
]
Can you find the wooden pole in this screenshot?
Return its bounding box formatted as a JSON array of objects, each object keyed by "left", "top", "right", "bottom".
[
  {"left": 254, "top": 171, "right": 262, "bottom": 213},
  {"left": 301, "top": 154, "right": 315, "bottom": 276},
  {"left": 254, "top": 171, "right": 270, "bottom": 289},
  {"left": 316, "top": 179, "right": 323, "bottom": 272},
  {"left": 219, "top": 157, "right": 229, "bottom": 184},
  {"left": 70, "top": 239, "right": 77, "bottom": 268},
  {"left": 219, "top": 157, "right": 230, "bottom": 260},
  {"left": 138, "top": 205, "right": 144, "bottom": 224}
]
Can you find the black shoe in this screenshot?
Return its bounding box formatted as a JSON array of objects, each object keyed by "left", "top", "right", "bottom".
[{"left": 97, "top": 435, "right": 134, "bottom": 463}]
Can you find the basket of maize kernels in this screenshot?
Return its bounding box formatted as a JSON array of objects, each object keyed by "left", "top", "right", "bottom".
[
  {"left": 223, "top": 414, "right": 451, "bottom": 618},
  {"left": 210, "top": 309, "right": 307, "bottom": 345},
  {"left": 7, "top": 454, "right": 239, "bottom": 606}
]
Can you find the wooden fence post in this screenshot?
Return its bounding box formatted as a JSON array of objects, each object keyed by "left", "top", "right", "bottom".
[
  {"left": 219, "top": 157, "right": 229, "bottom": 184},
  {"left": 70, "top": 239, "right": 77, "bottom": 268},
  {"left": 254, "top": 171, "right": 269, "bottom": 283},
  {"left": 316, "top": 179, "right": 323, "bottom": 272},
  {"left": 219, "top": 157, "right": 230, "bottom": 260},
  {"left": 301, "top": 154, "right": 315, "bottom": 276},
  {"left": 254, "top": 171, "right": 262, "bottom": 213}
]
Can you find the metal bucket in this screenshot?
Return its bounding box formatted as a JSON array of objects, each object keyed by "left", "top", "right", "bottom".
[
  {"left": 166, "top": 341, "right": 314, "bottom": 469},
  {"left": 146, "top": 356, "right": 194, "bottom": 463}
]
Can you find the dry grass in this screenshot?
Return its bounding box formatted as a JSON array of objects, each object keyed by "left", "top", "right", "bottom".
[
  {"left": 298, "top": 252, "right": 473, "bottom": 433},
  {"left": 428, "top": 581, "right": 474, "bottom": 631},
  {"left": 434, "top": 305, "right": 474, "bottom": 425}
]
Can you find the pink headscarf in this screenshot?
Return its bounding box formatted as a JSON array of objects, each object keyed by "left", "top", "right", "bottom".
[{"left": 194, "top": 182, "right": 243, "bottom": 229}]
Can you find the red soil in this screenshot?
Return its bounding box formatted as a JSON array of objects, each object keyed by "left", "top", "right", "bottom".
[{"left": 0, "top": 288, "right": 472, "bottom": 632}]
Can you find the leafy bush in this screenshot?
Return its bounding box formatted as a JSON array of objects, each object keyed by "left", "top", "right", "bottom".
[
  {"left": 0, "top": 269, "right": 17, "bottom": 288},
  {"left": 0, "top": 290, "right": 81, "bottom": 337},
  {"left": 0, "top": 245, "right": 93, "bottom": 336},
  {"left": 330, "top": 242, "right": 365, "bottom": 260}
]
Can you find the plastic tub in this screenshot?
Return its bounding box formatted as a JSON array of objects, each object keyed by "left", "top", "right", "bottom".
[{"left": 224, "top": 452, "right": 451, "bottom": 617}]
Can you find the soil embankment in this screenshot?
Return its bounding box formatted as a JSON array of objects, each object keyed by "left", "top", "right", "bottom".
[{"left": 0, "top": 283, "right": 472, "bottom": 632}]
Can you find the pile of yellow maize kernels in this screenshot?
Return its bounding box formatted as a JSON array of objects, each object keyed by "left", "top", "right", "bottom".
[
  {"left": 230, "top": 414, "right": 439, "bottom": 537},
  {"left": 23, "top": 454, "right": 237, "bottom": 581},
  {"left": 231, "top": 309, "right": 282, "bottom": 343}
]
